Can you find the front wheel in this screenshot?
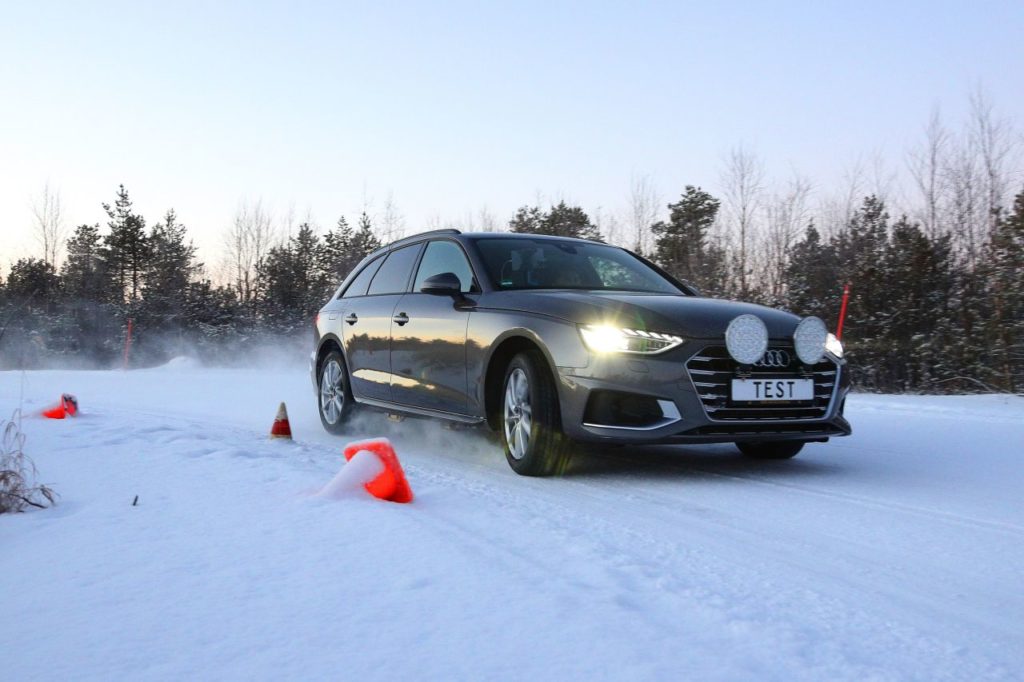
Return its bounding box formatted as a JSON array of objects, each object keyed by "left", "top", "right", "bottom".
[
  {"left": 736, "top": 441, "right": 804, "bottom": 459},
  {"left": 501, "top": 350, "right": 573, "bottom": 476},
  {"left": 318, "top": 350, "right": 354, "bottom": 434}
]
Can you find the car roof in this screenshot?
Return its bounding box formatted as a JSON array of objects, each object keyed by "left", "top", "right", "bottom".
[{"left": 370, "top": 230, "right": 606, "bottom": 257}]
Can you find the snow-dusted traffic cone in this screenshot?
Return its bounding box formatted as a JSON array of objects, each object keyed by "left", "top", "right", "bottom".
[
  {"left": 270, "top": 402, "right": 292, "bottom": 439},
  {"left": 42, "top": 394, "right": 78, "bottom": 419},
  {"left": 318, "top": 450, "right": 386, "bottom": 500},
  {"left": 342, "top": 438, "right": 414, "bottom": 503}
]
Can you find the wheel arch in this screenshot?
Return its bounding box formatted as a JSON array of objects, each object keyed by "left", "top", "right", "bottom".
[
  {"left": 483, "top": 332, "right": 560, "bottom": 431},
  {"left": 315, "top": 334, "right": 346, "bottom": 378}
]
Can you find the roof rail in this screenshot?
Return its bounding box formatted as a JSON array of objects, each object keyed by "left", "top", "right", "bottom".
[{"left": 384, "top": 228, "right": 462, "bottom": 250}]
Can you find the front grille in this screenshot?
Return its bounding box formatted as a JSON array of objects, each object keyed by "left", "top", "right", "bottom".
[{"left": 686, "top": 345, "right": 837, "bottom": 421}]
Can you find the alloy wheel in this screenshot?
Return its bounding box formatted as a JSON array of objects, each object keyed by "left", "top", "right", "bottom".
[
  {"left": 503, "top": 367, "right": 532, "bottom": 460},
  {"left": 320, "top": 359, "right": 346, "bottom": 425}
]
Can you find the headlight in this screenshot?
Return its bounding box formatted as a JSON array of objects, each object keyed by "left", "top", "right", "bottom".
[
  {"left": 725, "top": 314, "right": 768, "bottom": 364},
  {"left": 579, "top": 325, "right": 684, "bottom": 355},
  {"left": 825, "top": 332, "right": 844, "bottom": 359},
  {"left": 793, "top": 316, "right": 829, "bottom": 364}
]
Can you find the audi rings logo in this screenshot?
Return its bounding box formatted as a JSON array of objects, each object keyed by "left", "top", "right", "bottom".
[{"left": 755, "top": 349, "right": 791, "bottom": 368}]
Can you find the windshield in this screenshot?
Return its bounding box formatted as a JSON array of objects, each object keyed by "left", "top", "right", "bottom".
[{"left": 473, "top": 238, "right": 684, "bottom": 294}]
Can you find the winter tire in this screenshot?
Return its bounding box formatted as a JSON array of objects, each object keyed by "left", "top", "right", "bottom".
[
  {"left": 501, "top": 350, "right": 573, "bottom": 476},
  {"left": 318, "top": 350, "right": 354, "bottom": 433},
  {"left": 736, "top": 441, "right": 804, "bottom": 459}
]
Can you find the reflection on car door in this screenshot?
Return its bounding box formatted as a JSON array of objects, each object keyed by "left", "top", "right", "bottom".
[
  {"left": 342, "top": 296, "right": 401, "bottom": 400},
  {"left": 341, "top": 243, "right": 423, "bottom": 401},
  {"left": 389, "top": 240, "right": 475, "bottom": 414}
]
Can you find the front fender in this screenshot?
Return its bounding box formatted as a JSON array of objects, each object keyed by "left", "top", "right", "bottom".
[{"left": 467, "top": 310, "right": 588, "bottom": 416}]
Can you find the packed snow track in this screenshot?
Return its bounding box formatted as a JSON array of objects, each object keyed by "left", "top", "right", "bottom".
[{"left": 2, "top": 366, "right": 1022, "bottom": 680}]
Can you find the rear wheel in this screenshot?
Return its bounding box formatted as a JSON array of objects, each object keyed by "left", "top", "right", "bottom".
[
  {"left": 501, "top": 350, "right": 572, "bottom": 476},
  {"left": 736, "top": 441, "right": 804, "bottom": 459},
  {"left": 318, "top": 350, "right": 354, "bottom": 434}
]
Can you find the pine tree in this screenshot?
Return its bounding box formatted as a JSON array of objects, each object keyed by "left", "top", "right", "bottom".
[
  {"left": 508, "top": 203, "right": 602, "bottom": 240},
  {"left": 509, "top": 206, "right": 544, "bottom": 234},
  {"left": 542, "top": 201, "right": 602, "bottom": 240},
  {"left": 131, "top": 210, "right": 201, "bottom": 362},
  {"left": 59, "top": 224, "right": 118, "bottom": 363},
  {"left": 0, "top": 258, "right": 62, "bottom": 365},
  {"left": 986, "top": 187, "right": 1024, "bottom": 392},
  {"left": 350, "top": 212, "right": 382, "bottom": 260},
  {"left": 321, "top": 216, "right": 359, "bottom": 290},
  {"left": 61, "top": 224, "right": 107, "bottom": 302},
  {"left": 881, "top": 217, "right": 955, "bottom": 390},
  {"left": 101, "top": 185, "right": 149, "bottom": 305},
  {"left": 183, "top": 280, "right": 244, "bottom": 362},
  {"left": 784, "top": 224, "right": 842, "bottom": 322},
  {"left": 261, "top": 224, "right": 330, "bottom": 333},
  {"left": 651, "top": 186, "right": 725, "bottom": 295},
  {"left": 3, "top": 258, "right": 61, "bottom": 311}
]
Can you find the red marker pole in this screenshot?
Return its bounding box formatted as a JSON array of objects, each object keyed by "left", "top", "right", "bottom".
[
  {"left": 836, "top": 283, "right": 851, "bottom": 341},
  {"left": 123, "top": 317, "right": 133, "bottom": 370}
]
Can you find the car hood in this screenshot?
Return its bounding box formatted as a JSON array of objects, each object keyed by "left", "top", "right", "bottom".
[{"left": 493, "top": 291, "right": 803, "bottom": 339}]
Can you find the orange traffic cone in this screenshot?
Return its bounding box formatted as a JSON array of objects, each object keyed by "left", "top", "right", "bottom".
[
  {"left": 42, "top": 394, "right": 78, "bottom": 419},
  {"left": 270, "top": 402, "right": 292, "bottom": 439},
  {"left": 342, "top": 438, "right": 413, "bottom": 503},
  {"left": 318, "top": 450, "right": 385, "bottom": 500}
]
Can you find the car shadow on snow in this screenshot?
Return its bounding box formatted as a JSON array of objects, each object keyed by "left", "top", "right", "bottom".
[{"left": 560, "top": 442, "right": 846, "bottom": 481}]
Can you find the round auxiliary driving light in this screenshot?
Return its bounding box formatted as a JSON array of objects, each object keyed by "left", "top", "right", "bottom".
[
  {"left": 793, "top": 316, "right": 829, "bottom": 365},
  {"left": 725, "top": 314, "right": 768, "bottom": 365}
]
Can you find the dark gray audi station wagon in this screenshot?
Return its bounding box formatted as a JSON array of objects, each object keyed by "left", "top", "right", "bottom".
[{"left": 311, "top": 230, "right": 851, "bottom": 475}]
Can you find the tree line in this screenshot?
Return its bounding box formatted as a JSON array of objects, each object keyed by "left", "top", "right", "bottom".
[
  {"left": 1, "top": 181, "right": 1020, "bottom": 393},
  {"left": 1, "top": 98, "right": 1021, "bottom": 393},
  {"left": 0, "top": 186, "right": 384, "bottom": 367}
]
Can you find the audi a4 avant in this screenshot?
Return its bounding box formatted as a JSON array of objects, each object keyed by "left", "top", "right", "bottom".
[{"left": 312, "top": 230, "right": 851, "bottom": 476}]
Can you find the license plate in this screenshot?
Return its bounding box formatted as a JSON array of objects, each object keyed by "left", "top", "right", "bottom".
[{"left": 731, "top": 378, "right": 814, "bottom": 402}]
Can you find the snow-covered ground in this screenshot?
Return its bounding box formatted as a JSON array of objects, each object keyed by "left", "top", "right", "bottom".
[{"left": 2, "top": 365, "right": 1022, "bottom": 681}]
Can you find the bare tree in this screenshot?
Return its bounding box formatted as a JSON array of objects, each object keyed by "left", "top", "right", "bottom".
[
  {"left": 944, "top": 130, "right": 984, "bottom": 267},
  {"left": 761, "top": 175, "right": 812, "bottom": 303},
  {"left": 938, "top": 90, "right": 1021, "bottom": 267},
  {"left": 591, "top": 205, "right": 622, "bottom": 245},
  {"left": 476, "top": 205, "right": 499, "bottom": 232},
  {"left": 868, "top": 150, "right": 900, "bottom": 209},
  {"left": 969, "top": 87, "right": 1020, "bottom": 235},
  {"left": 224, "top": 199, "right": 275, "bottom": 308},
  {"left": 31, "top": 182, "right": 66, "bottom": 267},
  {"left": 423, "top": 213, "right": 445, "bottom": 231},
  {"left": 907, "top": 107, "right": 950, "bottom": 238},
  {"left": 721, "top": 146, "right": 765, "bottom": 297},
  {"left": 818, "top": 158, "right": 867, "bottom": 239},
  {"left": 628, "top": 173, "right": 660, "bottom": 255},
  {"left": 380, "top": 192, "right": 406, "bottom": 243}
]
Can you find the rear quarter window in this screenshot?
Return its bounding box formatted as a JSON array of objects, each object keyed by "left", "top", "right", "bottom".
[{"left": 340, "top": 256, "right": 383, "bottom": 298}]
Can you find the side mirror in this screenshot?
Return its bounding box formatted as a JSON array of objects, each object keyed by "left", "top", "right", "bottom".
[{"left": 420, "top": 272, "right": 462, "bottom": 296}]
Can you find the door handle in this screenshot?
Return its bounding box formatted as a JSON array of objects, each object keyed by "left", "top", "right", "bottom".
[
  {"left": 344, "top": 313, "right": 358, "bottom": 325},
  {"left": 392, "top": 312, "right": 410, "bottom": 326}
]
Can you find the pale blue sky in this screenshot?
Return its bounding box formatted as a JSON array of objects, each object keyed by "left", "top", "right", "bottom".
[{"left": 2, "top": 1, "right": 1022, "bottom": 268}]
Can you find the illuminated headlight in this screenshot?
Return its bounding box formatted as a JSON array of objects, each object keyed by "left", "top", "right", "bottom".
[
  {"left": 725, "top": 314, "right": 768, "bottom": 364},
  {"left": 825, "top": 332, "right": 844, "bottom": 359},
  {"left": 579, "top": 325, "right": 684, "bottom": 355},
  {"left": 793, "top": 316, "right": 829, "bottom": 364}
]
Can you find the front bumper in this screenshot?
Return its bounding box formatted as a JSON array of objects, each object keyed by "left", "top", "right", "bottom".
[{"left": 555, "top": 340, "right": 852, "bottom": 445}]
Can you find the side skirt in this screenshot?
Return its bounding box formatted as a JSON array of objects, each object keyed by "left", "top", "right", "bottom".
[{"left": 354, "top": 396, "right": 486, "bottom": 425}]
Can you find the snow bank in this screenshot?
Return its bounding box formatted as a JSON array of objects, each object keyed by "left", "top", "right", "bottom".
[{"left": 152, "top": 355, "right": 203, "bottom": 370}]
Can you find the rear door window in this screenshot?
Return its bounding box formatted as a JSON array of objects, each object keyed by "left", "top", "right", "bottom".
[{"left": 366, "top": 243, "right": 423, "bottom": 296}]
